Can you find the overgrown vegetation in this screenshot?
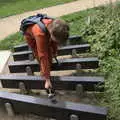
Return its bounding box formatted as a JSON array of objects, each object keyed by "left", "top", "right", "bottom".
[
  {"left": 0, "top": 2, "right": 120, "bottom": 120},
  {"left": 62, "top": 2, "right": 120, "bottom": 120},
  {"left": 0, "top": 0, "right": 76, "bottom": 18}
]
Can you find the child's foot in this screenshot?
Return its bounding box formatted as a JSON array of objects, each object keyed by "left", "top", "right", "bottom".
[
  {"left": 46, "top": 88, "right": 57, "bottom": 103},
  {"left": 46, "top": 88, "right": 55, "bottom": 99}
]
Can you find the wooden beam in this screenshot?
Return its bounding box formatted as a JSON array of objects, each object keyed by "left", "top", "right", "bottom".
[
  {"left": 14, "top": 35, "right": 82, "bottom": 52},
  {"left": 13, "top": 44, "right": 90, "bottom": 61},
  {"left": 0, "top": 91, "right": 107, "bottom": 120},
  {"left": 0, "top": 75, "right": 104, "bottom": 91},
  {"left": 8, "top": 57, "right": 99, "bottom": 73}
]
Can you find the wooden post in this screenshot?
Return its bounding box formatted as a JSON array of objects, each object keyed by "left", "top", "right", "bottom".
[
  {"left": 76, "top": 63, "right": 82, "bottom": 76},
  {"left": 25, "top": 66, "right": 34, "bottom": 76},
  {"left": 72, "top": 49, "right": 78, "bottom": 58},
  {"left": 70, "top": 114, "right": 79, "bottom": 120},
  {"left": 29, "top": 54, "right": 34, "bottom": 61},
  {"left": 25, "top": 66, "right": 34, "bottom": 93},
  {"left": 76, "top": 84, "right": 84, "bottom": 98},
  {"left": 5, "top": 102, "right": 15, "bottom": 117},
  {"left": 19, "top": 82, "right": 27, "bottom": 94}
]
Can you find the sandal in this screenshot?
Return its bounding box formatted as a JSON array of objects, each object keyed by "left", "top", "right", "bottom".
[{"left": 45, "top": 88, "right": 55, "bottom": 99}]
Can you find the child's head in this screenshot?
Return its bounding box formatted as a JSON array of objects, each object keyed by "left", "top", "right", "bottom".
[{"left": 49, "top": 19, "right": 69, "bottom": 46}]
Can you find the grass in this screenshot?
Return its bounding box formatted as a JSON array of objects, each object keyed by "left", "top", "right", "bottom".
[
  {"left": 0, "top": 1, "right": 120, "bottom": 120},
  {"left": 0, "top": 0, "right": 77, "bottom": 18},
  {"left": 0, "top": 32, "right": 23, "bottom": 51},
  {"left": 62, "top": 2, "right": 120, "bottom": 120}
]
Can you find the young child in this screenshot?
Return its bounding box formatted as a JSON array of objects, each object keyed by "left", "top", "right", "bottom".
[{"left": 21, "top": 16, "right": 69, "bottom": 97}]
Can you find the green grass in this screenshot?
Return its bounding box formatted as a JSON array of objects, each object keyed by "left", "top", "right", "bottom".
[
  {"left": 0, "top": 0, "right": 77, "bottom": 18},
  {"left": 0, "top": 2, "right": 120, "bottom": 120},
  {"left": 62, "top": 2, "right": 120, "bottom": 120},
  {"left": 0, "top": 32, "right": 23, "bottom": 51}
]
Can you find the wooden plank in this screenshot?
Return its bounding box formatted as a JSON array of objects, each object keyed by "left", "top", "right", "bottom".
[
  {"left": 68, "top": 35, "right": 82, "bottom": 40},
  {"left": 0, "top": 91, "right": 107, "bottom": 120},
  {"left": 13, "top": 44, "right": 90, "bottom": 61},
  {"left": 14, "top": 35, "right": 82, "bottom": 52},
  {"left": 0, "top": 75, "right": 104, "bottom": 91},
  {"left": 8, "top": 57, "right": 99, "bottom": 73}
]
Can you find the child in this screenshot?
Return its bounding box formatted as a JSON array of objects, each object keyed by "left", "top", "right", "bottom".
[{"left": 21, "top": 15, "right": 69, "bottom": 97}]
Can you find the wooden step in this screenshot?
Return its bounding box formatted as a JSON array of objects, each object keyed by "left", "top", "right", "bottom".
[
  {"left": 8, "top": 57, "right": 99, "bottom": 73},
  {"left": 13, "top": 44, "right": 90, "bottom": 61},
  {"left": 14, "top": 35, "right": 82, "bottom": 52},
  {"left": 0, "top": 75, "right": 104, "bottom": 91},
  {"left": 0, "top": 91, "right": 107, "bottom": 120}
]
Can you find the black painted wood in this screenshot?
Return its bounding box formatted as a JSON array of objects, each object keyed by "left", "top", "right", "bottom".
[
  {"left": 0, "top": 75, "right": 104, "bottom": 91},
  {"left": 0, "top": 91, "right": 107, "bottom": 120},
  {"left": 8, "top": 57, "right": 99, "bottom": 73},
  {"left": 14, "top": 35, "right": 82, "bottom": 52},
  {"left": 68, "top": 35, "right": 82, "bottom": 40},
  {"left": 13, "top": 44, "right": 90, "bottom": 61}
]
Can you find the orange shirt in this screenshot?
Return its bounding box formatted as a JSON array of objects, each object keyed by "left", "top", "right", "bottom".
[{"left": 24, "top": 19, "right": 58, "bottom": 79}]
